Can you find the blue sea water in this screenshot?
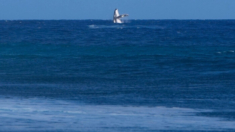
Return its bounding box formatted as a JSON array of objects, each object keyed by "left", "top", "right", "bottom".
[{"left": 0, "top": 20, "right": 235, "bottom": 131}]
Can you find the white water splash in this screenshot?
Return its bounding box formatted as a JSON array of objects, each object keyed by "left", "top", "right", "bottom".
[{"left": 88, "top": 25, "right": 164, "bottom": 29}]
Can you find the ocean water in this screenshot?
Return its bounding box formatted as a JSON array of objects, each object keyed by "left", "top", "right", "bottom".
[{"left": 0, "top": 20, "right": 235, "bottom": 131}]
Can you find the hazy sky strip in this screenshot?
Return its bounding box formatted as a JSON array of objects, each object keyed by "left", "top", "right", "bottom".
[{"left": 0, "top": 0, "right": 235, "bottom": 20}]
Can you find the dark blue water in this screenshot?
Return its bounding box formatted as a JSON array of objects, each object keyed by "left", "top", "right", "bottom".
[{"left": 0, "top": 20, "right": 235, "bottom": 131}]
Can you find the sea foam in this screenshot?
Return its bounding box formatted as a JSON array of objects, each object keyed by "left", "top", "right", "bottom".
[{"left": 0, "top": 97, "right": 235, "bottom": 131}]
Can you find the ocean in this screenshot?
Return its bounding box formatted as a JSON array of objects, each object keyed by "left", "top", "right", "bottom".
[{"left": 0, "top": 20, "right": 235, "bottom": 131}]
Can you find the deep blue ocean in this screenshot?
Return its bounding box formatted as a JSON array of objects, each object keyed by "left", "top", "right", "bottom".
[{"left": 0, "top": 20, "right": 235, "bottom": 131}]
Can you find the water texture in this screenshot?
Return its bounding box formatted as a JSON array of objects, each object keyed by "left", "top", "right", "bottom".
[{"left": 0, "top": 20, "right": 235, "bottom": 131}]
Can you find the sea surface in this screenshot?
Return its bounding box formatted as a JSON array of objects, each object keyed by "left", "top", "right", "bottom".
[{"left": 0, "top": 20, "right": 235, "bottom": 132}]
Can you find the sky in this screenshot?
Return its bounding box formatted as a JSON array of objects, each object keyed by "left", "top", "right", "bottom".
[{"left": 0, "top": 0, "right": 235, "bottom": 20}]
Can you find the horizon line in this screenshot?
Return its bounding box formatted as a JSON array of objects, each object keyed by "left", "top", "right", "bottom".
[{"left": 1, "top": 19, "right": 235, "bottom": 21}]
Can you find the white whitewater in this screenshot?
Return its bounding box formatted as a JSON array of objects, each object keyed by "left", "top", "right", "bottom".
[
  {"left": 1, "top": 98, "right": 235, "bottom": 131},
  {"left": 113, "top": 9, "right": 128, "bottom": 23}
]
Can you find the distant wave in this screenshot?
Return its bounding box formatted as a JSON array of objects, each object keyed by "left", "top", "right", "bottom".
[{"left": 216, "top": 50, "right": 234, "bottom": 54}]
